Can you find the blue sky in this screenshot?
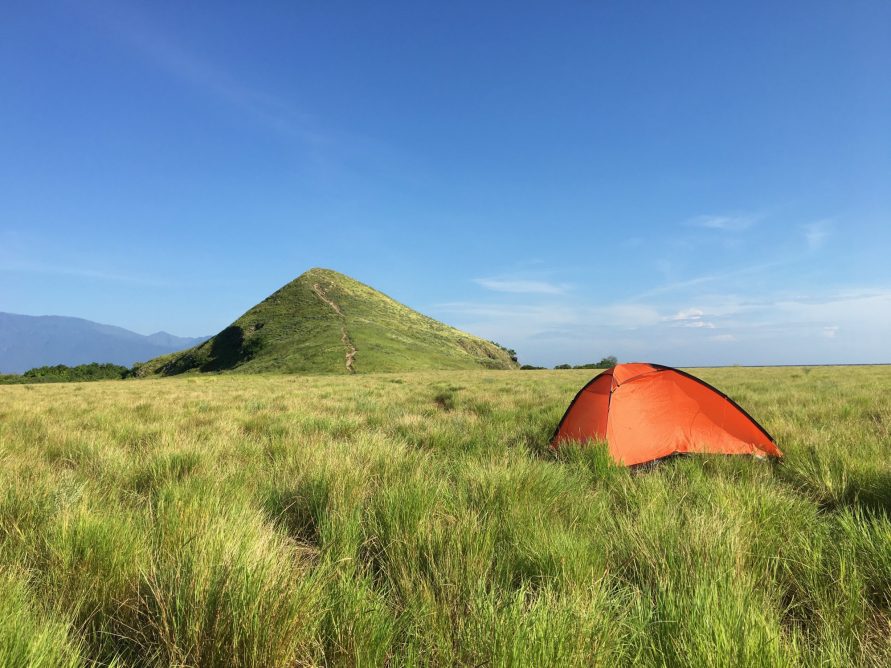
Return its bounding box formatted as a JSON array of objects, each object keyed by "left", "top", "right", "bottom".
[{"left": 1, "top": 1, "right": 889, "bottom": 366}]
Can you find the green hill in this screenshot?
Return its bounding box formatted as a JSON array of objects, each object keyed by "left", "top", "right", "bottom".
[{"left": 135, "top": 268, "right": 518, "bottom": 376}]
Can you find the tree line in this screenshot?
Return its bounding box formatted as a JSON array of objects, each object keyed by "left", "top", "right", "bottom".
[
  {"left": 0, "top": 363, "right": 130, "bottom": 384},
  {"left": 521, "top": 356, "right": 618, "bottom": 370}
]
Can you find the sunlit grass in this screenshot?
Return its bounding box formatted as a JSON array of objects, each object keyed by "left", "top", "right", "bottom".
[{"left": 1, "top": 366, "right": 889, "bottom": 666}]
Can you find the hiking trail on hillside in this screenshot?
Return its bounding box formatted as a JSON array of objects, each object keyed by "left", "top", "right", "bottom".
[
  {"left": 137, "top": 267, "right": 518, "bottom": 376},
  {"left": 312, "top": 283, "right": 357, "bottom": 373}
]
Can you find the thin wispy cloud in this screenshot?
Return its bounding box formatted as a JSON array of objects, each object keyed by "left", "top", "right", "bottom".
[
  {"left": 82, "top": 2, "right": 323, "bottom": 144},
  {"left": 802, "top": 220, "right": 831, "bottom": 251},
  {"left": 686, "top": 213, "right": 759, "bottom": 232},
  {"left": 772, "top": 289, "right": 891, "bottom": 329},
  {"left": 0, "top": 261, "right": 172, "bottom": 287},
  {"left": 437, "top": 301, "right": 661, "bottom": 332},
  {"left": 473, "top": 278, "right": 569, "bottom": 295},
  {"left": 630, "top": 274, "right": 722, "bottom": 301},
  {"left": 629, "top": 261, "right": 785, "bottom": 301},
  {"left": 436, "top": 302, "right": 577, "bottom": 321}
]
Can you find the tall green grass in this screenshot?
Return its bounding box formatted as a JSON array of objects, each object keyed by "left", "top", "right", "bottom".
[{"left": 1, "top": 366, "right": 889, "bottom": 666}]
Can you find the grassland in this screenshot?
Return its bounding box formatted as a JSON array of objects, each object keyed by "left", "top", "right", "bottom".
[{"left": 1, "top": 365, "right": 890, "bottom": 667}]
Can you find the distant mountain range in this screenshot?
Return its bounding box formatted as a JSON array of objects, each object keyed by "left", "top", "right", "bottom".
[
  {"left": 0, "top": 312, "right": 209, "bottom": 374},
  {"left": 136, "top": 268, "right": 518, "bottom": 376}
]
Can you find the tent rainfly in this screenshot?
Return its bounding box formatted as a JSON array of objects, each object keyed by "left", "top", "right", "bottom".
[{"left": 551, "top": 363, "right": 782, "bottom": 467}]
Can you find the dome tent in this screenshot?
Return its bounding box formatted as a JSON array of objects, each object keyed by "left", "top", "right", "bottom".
[{"left": 551, "top": 363, "right": 782, "bottom": 467}]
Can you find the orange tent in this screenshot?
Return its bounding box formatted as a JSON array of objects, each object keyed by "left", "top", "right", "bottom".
[{"left": 551, "top": 363, "right": 781, "bottom": 466}]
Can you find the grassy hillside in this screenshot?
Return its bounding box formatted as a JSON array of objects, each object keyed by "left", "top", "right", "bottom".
[
  {"left": 1, "top": 366, "right": 890, "bottom": 666},
  {"left": 135, "top": 268, "right": 517, "bottom": 376}
]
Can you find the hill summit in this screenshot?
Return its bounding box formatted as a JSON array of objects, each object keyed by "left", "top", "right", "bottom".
[{"left": 136, "top": 268, "right": 518, "bottom": 375}]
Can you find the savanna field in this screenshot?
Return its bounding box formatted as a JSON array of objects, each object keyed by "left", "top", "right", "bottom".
[{"left": 1, "top": 366, "right": 890, "bottom": 667}]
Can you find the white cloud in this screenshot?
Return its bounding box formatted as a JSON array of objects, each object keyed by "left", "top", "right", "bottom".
[
  {"left": 823, "top": 325, "right": 839, "bottom": 338},
  {"left": 668, "top": 308, "right": 705, "bottom": 322},
  {"left": 686, "top": 214, "right": 758, "bottom": 232},
  {"left": 665, "top": 307, "right": 715, "bottom": 328},
  {"left": 473, "top": 278, "right": 569, "bottom": 295}
]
